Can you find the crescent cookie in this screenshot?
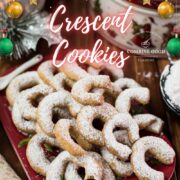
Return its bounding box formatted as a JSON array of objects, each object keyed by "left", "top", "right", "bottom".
[
  {"left": 12, "top": 101, "right": 36, "bottom": 133},
  {"left": 87, "top": 64, "right": 124, "bottom": 81},
  {"left": 26, "top": 133, "right": 60, "bottom": 176},
  {"left": 91, "top": 78, "right": 140, "bottom": 105},
  {"left": 65, "top": 152, "right": 116, "bottom": 180},
  {"left": 113, "top": 78, "right": 140, "bottom": 90},
  {"left": 89, "top": 152, "right": 116, "bottom": 180},
  {"left": 71, "top": 75, "right": 112, "bottom": 105},
  {"left": 38, "top": 61, "right": 74, "bottom": 91},
  {"left": 37, "top": 90, "right": 82, "bottom": 137},
  {"left": 54, "top": 119, "right": 92, "bottom": 156},
  {"left": 77, "top": 103, "right": 118, "bottom": 146},
  {"left": 115, "top": 87, "right": 150, "bottom": 113},
  {"left": 59, "top": 49, "right": 103, "bottom": 81},
  {"left": 101, "top": 148, "right": 133, "bottom": 177},
  {"left": 131, "top": 136, "right": 175, "bottom": 180},
  {"left": 103, "top": 113, "right": 140, "bottom": 160},
  {"left": 16, "top": 84, "right": 53, "bottom": 121},
  {"left": 6, "top": 71, "right": 43, "bottom": 106},
  {"left": 133, "top": 114, "right": 164, "bottom": 134},
  {"left": 36, "top": 108, "right": 73, "bottom": 135},
  {"left": 46, "top": 151, "right": 103, "bottom": 180}
]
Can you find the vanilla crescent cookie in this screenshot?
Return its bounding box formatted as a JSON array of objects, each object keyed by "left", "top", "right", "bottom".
[
  {"left": 26, "top": 133, "right": 60, "bottom": 176},
  {"left": 115, "top": 87, "right": 150, "bottom": 113},
  {"left": 65, "top": 152, "right": 116, "bottom": 180},
  {"left": 59, "top": 49, "right": 103, "bottom": 81},
  {"left": 17, "top": 84, "right": 53, "bottom": 121},
  {"left": 87, "top": 63, "right": 124, "bottom": 81},
  {"left": 46, "top": 151, "right": 103, "bottom": 180},
  {"left": 106, "top": 77, "right": 140, "bottom": 98},
  {"left": 77, "top": 103, "right": 117, "bottom": 146},
  {"left": 101, "top": 148, "right": 133, "bottom": 177},
  {"left": 12, "top": 101, "right": 36, "bottom": 133},
  {"left": 113, "top": 78, "right": 140, "bottom": 90},
  {"left": 6, "top": 71, "right": 43, "bottom": 106},
  {"left": 103, "top": 113, "right": 139, "bottom": 160},
  {"left": 90, "top": 78, "right": 140, "bottom": 105},
  {"left": 54, "top": 119, "right": 92, "bottom": 156},
  {"left": 90, "top": 152, "right": 116, "bottom": 180},
  {"left": 38, "top": 61, "right": 74, "bottom": 91},
  {"left": 133, "top": 114, "right": 164, "bottom": 134},
  {"left": 131, "top": 136, "right": 175, "bottom": 180},
  {"left": 72, "top": 75, "right": 112, "bottom": 105},
  {"left": 36, "top": 108, "right": 73, "bottom": 134},
  {"left": 37, "top": 90, "right": 82, "bottom": 137}
]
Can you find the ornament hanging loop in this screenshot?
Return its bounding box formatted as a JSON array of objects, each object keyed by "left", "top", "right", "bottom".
[{"left": 0, "top": 28, "right": 8, "bottom": 38}]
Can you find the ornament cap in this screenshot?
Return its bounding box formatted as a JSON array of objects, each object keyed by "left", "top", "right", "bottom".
[{"left": 175, "top": 34, "right": 179, "bottom": 38}]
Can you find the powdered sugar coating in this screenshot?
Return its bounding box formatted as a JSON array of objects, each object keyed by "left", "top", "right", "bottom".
[
  {"left": 77, "top": 103, "right": 118, "bottom": 146},
  {"left": 6, "top": 71, "right": 43, "bottom": 106},
  {"left": 91, "top": 78, "right": 140, "bottom": 104},
  {"left": 46, "top": 151, "right": 103, "bottom": 180},
  {"left": 37, "top": 90, "right": 82, "bottom": 137},
  {"left": 113, "top": 78, "right": 140, "bottom": 90},
  {"left": 101, "top": 148, "right": 133, "bottom": 177},
  {"left": 54, "top": 119, "right": 90, "bottom": 156},
  {"left": 103, "top": 113, "right": 139, "bottom": 160},
  {"left": 72, "top": 75, "right": 112, "bottom": 105},
  {"left": 38, "top": 61, "right": 74, "bottom": 91},
  {"left": 26, "top": 133, "right": 60, "bottom": 176},
  {"left": 115, "top": 87, "right": 150, "bottom": 113},
  {"left": 65, "top": 152, "right": 116, "bottom": 180},
  {"left": 87, "top": 63, "right": 124, "bottom": 81},
  {"left": 90, "top": 152, "right": 116, "bottom": 180},
  {"left": 17, "top": 84, "right": 53, "bottom": 121},
  {"left": 133, "top": 114, "right": 164, "bottom": 134},
  {"left": 131, "top": 136, "right": 175, "bottom": 180},
  {"left": 12, "top": 100, "right": 36, "bottom": 133}
]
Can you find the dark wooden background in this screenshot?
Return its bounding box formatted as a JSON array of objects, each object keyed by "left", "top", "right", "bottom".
[{"left": 0, "top": 0, "right": 179, "bottom": 179}]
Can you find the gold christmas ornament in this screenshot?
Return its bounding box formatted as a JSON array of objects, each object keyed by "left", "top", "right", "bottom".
[
  {"left": 157, "top": 0, "right": 175, "bottom": 18},
  {"left": 5, "top": 1, "right": 23, "bottom": 19},
  {"left": 30, "top": 0, "right": 38, "bottom": 5}
]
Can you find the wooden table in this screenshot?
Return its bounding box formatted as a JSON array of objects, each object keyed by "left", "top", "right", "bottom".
[{"left": 0, "top": 0, "right": 179, "bottom": 179}]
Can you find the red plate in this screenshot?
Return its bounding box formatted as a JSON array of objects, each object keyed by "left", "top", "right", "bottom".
[{"left": 0, "top": 62, "right": 176, "bottom": 180}]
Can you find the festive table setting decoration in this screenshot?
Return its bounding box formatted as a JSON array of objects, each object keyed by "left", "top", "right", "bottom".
[
  {"left": 0, "top": 0, "right": 179, "bottom": 179},
  {"left": 0, "top": 0, "right": 62, "bottom": 59}
]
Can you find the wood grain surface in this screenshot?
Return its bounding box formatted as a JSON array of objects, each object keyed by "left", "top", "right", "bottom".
[{"left": 0, "top": 0, "right": 179, "bottom": 179}]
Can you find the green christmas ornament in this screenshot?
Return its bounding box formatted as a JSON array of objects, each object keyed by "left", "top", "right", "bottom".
[
  {"left": 0, "top": 38, "right": 14, "bottom": 56},
  {"left": 166, "top": 37, "right": 180, "bottom": 56}
]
